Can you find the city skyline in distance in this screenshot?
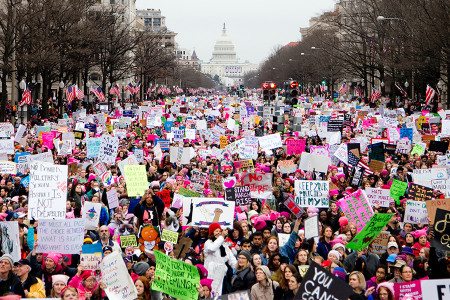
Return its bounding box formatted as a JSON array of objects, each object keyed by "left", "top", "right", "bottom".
[{"left": 135, "top": 0, "right": 336, "bottom": 64}]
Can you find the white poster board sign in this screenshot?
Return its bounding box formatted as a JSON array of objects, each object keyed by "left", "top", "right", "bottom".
[
  {"left": 35, "top": 219, "right": 85, "bottom": 254},
  {"left": 82, "top": 202, "right": 102, "bottom": 230},
  {"left": 0, "top": 221, "right": 21, "bottom": 261},
  {"left": 190, "top": 198, "right": 235, "bottom": 229},
  {"left": 100, "top": 251, "right": 138, "bottom": 300},
  {"left": 98, "top": 135, "right": 119, "bottom": 165},
  {"left": 364, "top": 188, "right": 391, "bottom": 207}
]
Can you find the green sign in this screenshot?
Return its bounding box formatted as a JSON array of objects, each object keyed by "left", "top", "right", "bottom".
[
  {"left": 410, "top": 144, "right": 425, "bottom": 156},
  {"left": 153, "top": 250, "right": 200, "bottom": 300},
  {"left": 124, "top": 165, "right": 148, "bottom": 197},
  {"left": 346, "top": 213, "right": 393, "bottom": 251},
  {"left": 161, "top": 229, "right": 178, "bottom": 244},
  {"left": 135, "top": 127, "right": 142, "bottom": 138},
  {"left": 178, "top": 187, "right": 200, "bottom": 198},
  {"left": 390, "top": 179, "right": 408, "bottom": 205},
  {"left": 120, "top": 234, "right": 137, "bottom": 248}
]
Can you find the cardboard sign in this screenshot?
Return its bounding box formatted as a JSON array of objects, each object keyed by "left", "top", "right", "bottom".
[
  {"left": 404, "top": 200, "right": 429, "bottom": 224},
  {"left": 371, "top": 231, "right": 389, "bottom": 257},
  {"left": 346, "top": 213, "right": 392, "bottom": 251},
  {"left": 426, "top": 198, "right": 450, "bottom": 224},
  {"left": 294, "top": 261, "right": 353, "bottom": 300},
  {"left": 241, "top": 172, "right": 273, "bottom": 199},
  {"left": 393, "top": 280, "right": 422, "bottom": 300},
  {"left": 98, "top": 135, "right": 119, "bottom": 165},
  {"left": 304, "top": 215, "right": 319, "bottom": 240},
  {"left": 153, "top": 250, "right": 200, "bottom": 300},
  {"left": 208, "top": 174, "right": 223, "bottom": 193},
  {"left": 225, "top": 186, "right": 251, "bottom": 206},
  {"left": 294, "top": 180, "right": 329, "bottom": 208},
  {"left": 161, "top": 229, "right": 178, "bottom": 244},
  {"left": 101, "top": 252, "right": 138, "bottom": 300},
  {"left": 124, "top": 165, "right": 148, "bottom": 197},
  {"left": 369, "top": 160, "right": 384, "bottom": 173},
  {"left": 431, "top": 208, "right": 450, "bottom": 251},
  {"left": 337, "top": 189, "right": 374, "bottom": 232},
  {"left": 28, "top": 163, "right": 68, "bottom": 220},
  {"left": 191, "top": 198, "right": 235, "bottom": 229},
  {"left": 364, "top": 188, "right": 391, "bottom": 207},
  {"left": 35, "top": 219, "right": 85, "bottom": 254},
  {"left": 407, "top": 183, "right": 434, "bottom": 202}
]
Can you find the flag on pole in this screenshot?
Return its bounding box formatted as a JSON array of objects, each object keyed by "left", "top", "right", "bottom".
[
  {"left": 339, "top": 83, "right": 347, "bottom": 94},
  {"left": 370, "top": 88, "right": 381, "bottom": 103},
  {"left": 355, "top": 86, "right": 363, "bottom": 97},
  {"left": 425, "top": 85, "right": 435, "bottom": 105},
  {"left": 74, "top": 85, "right": 85, "bottom": 100},
  {"left": 65, "top": 85, "right": 76, "bottom": 103},
  {"left": 124, "top": 83, "right": 134, "bottom": 93},
  {"left": 91, "top": 85, "right": 105, "bottom": 101},
  {"left": 134, "top": 83, "right": 140, "bottom": 95},
  {"left": 109, "top": 84, "right": 120, "bottom": 97},
  {"left": 19, "top": 85, "right": 32, "bottom": 106},
  {"left": 394, "top": 83, "right": 408, "bottom": 97}
]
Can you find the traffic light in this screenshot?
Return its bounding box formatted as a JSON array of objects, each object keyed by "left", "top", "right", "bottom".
[
  {"left": 285, "top": 80, "right": 298, "bottom": 106},
  {"left": 269, "top": 82, "right": 277, "bottom": 100},
  {"left": 262, "top": 82, "right": 269, "bottom": 101}
]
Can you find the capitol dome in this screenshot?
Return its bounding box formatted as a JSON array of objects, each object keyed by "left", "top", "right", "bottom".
[{"left": 211, "top": 23, "right": 238, "bottom": 63}]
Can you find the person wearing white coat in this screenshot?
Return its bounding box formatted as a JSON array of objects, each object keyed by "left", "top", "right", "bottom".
[{"left": 203, "top": 223, "right": 237, "bottom": 296}]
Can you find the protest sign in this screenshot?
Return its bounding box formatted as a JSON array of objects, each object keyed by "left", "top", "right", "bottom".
[
  {"left": 124, "top": 165, "right": 148, "bottom": 197},
  {"left": 98, "top": 135, "right": 119, "bottom": 165},
  {"left": 179, "top": 187, "right": 200, "bottom": 198},
  {"left": 431, "top": 208, "right": 450, "bottom": 251},
  {"left": 117, "top": 154, "right": 139, "bottom": 177},
  {"left": 161, "top": 229, "right": 179, "bottom": 244},
  {"left": 233, "top": 159, "right": 254, "bottom": 171},
  {"left": 406, "top": 183, "right": 434, "bottom": 202},
  {"left": 278, "top": 160, "right": 297, "bottom": 174},
  {"left": 310, "top": 145, "right": 330, "bottom": 157},
  {"left": 426, "top": 198, "right": 450, "bottom": 224},
  {"left": 294, "top": 261, "right": 353, "bottom": 300},
  {"left": 106, "top": 189, "right": 119, "bottom": 209},
  {"left": 80, "top": 243, "right": 103, "bottom": 270},
  {"left": 258, "top": 132, "right": 282, "bottom": 150},
  {"left": 369, "top": 160, "right": 384, "bottom": 173},
  {"left": 283, "top": 195, "right": 305, "bottom": 218},
  {"left": 394, "top": 280, "right": 422, "bottom": 300},
  {"left": 225, "top": 186, "right": 251, "bottom": 206},
  {"left": 92, "top": 160, "right": 107, "bottom": 177},
  {"left": 294, "top": 180, "right": 329, "bottom": 208},
  {"left": 153, "top": 250, "right": 200, "bottom": 300},
  {"left": 190, "top": 170, "right": 208, "bottom": 192},
  {"left": 101, "top": 251, "right": 138, "bottom": 300},
  {"left": 346, "top": 213, "right": 392, "bottom": 251},
  {"left": 14, "top": 124, "right": 26, "bottom": 142},
  {"left": 86, "top": 138, "right": 102, "bottom": 158},
  {"left": 240, "top": 137, "right": 258, "bottom": 159},
  {"left": 337, "top": 189, "right": 374, "bottom": 232},
  {"left": 420, "top": 279, "right": 450, "bottom": 300},
  {"left": 83, "top": 202, "right": 102, "bottom": 230},
  {"left": 304, "top": 215, "right": 319, "bottom": 240},
  {"left": 0, "top": 138, "right": 14, "bottom": 154},
  {"left": 404, "top": 200, "right": 428, "bottom": 224},
  {"left": 390, "top": 179, "right": 408, "bottom": 205},
  {"left": 191, "top": 198, "right": 235, "bottom": 229},
  {"left": 208, "top": 174, "right": 223, "bottom": 193},
  {"left": 278, "top": 233, "right": 290, "bottom": 247},
  {"left": 371, "top": 231, "right": 389, "bottom": 257},
  {"left": 241, "top": 172, "right": 273, "bottom": 199},
  {"left": 35, "top": 219, "right": 85, "bottom": 254},
  {"left": 364, "top": 188, "right": 391, "bottom": 207},
  {"left": 120, "top": 235, "right": 137, "bottom": 248},
  {"left": 411, "top": 144, "right": 425, "bottom": 156},
  {"left": 299, "top": 152, "right": 331, "bottom": 173},
  {"left": 334, "top": 143, "right": 348, "bottom": 164},
  {"left": 28, "top": 163, "right": 67, "bottom": 220},
  {"left": 298, "top": 265, "right": 309, "bottom": 278},
  {"left": 156, "top": 189, "right": 171, "bottom": 208},
  {"left": 0, "top": 161, "right": 16, "bottom": 174},
  {"left": 0, "top": 222, "right": 20, "bottom": 261},
  {"left": 286, "top": 139, "right": 306, "bottom": 155}
]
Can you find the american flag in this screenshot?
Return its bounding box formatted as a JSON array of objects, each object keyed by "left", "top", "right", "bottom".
[
  {"left": 425, "top": 85, "right": 435, "bottom": 105},
  {"left": 65, "top": 85, "right": 76, "bottom": 103},
  {"left": 320, "top": 84, "right": 326, "bottom": 93},
  {"left": 74, "top": 85, "right": 85, "bottom": 100},
  {"left": 125, "top": 83, "right": 134, "bottom": 93},
  {"left": 395, "top": 83, "right": 408, "bottom": 97},
  {"left": 109, "top": 84, "right": 120, "bottom": 97},
  {"left": 355, "top": 86, "right": 363, "bottom": 97},
  {"left": 357, "top": 160, "right": 374, "bottom": 177},
  {"left": 134, "top": 83, "right": 140, "bottom": 95},
  {"left": 339, "top": 83, "right": 349, "bottom": 94},
  {"left": 371, "top": 88, "right": 381, "bottom": 103},
  {"left": 91, "top": 86, "right": 105, "bottom": 101},
  {"left": 19, "top": 85, "right": 32, "bottom": 106}
]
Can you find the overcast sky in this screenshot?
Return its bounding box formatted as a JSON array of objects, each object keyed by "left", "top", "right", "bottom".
[{"left": 135, "top": 0, "right": 337, "bottom": 64}]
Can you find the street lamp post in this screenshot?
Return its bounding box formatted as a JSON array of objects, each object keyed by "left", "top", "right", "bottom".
[
  {"left": 58, "top": 81, "right": 64, "bottom": 118},
  {"left": 19, "top": 79, "right": 26, "bottom": 124}
]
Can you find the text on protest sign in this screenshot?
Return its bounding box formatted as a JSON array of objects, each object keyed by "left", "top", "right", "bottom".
[
  {"left": 294, "top": 180, "right": 329, "bottom": 208},
  {"left": 225, "top": 186, "right": 251, "bottom": 206},
  {"left": 406, "top": 183, "right": 434, "bottom": 202},
  {"left": 100, "top": 251, "right": 138, "bottom": 300},
  {"left": 190, "top": 198, "right": 235, "bottom": 229},
  {"left": 241, "top": 172, "right": 273, "bottom": 199},
  {"left": 364, "top": 188, "right": 391, "bottom": 207},
  {"left": 98, "top": 135, "right": 119, "bottom": 165},
  {"left": 286, "top": 139, "right": 306, "bottom": 155},
  {"left": 124, "top": 165, "right": 148, "bottom": 197},
  {"left": 258, "top": 132, "right": 282, "bottom": 150},
  {"left": 28, "top": 163, "right": 68, "bottom": 220},
  {"left": 404, "top": 200, "right": 428, "bottom": 224},
  {"left": 337, "top": 189, "right": 374, "bottom": 232},
  {"left": 36, "top": 219, "right": 85, "bottom": 254},
  {"left": 394, "top": 280, "right": 422, "bottom": 300},
  {"left": 346, "top": 213, "right": 392, "bottom": 251}
]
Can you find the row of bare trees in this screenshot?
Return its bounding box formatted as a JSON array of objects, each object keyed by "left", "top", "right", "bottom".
[
  {"left": 247, "top": 0, "right": 448, "bottom": 101},
  {"left": 0, "top": 0, "right": 179, "bottom": 120}
]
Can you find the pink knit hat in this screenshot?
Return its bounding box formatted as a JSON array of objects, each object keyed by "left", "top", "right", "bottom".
[{"left": 46, "top": 252, "right": 63, "bottom": 265}]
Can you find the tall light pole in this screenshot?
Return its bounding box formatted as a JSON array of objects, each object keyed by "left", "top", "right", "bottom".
[{"left": 19, "top": 79, "right": 26, "bottom": 124}]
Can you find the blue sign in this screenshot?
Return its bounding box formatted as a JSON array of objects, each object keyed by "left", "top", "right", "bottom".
[
  {"left": 14, "top": 152, "right": 30, "bottom": 163},
  {"left": 21, "top": 176, "right": 30, "bottom": 188},
  {"left": 400, "top": 128, "right": 413, "bottom": 142},
  {"left": 164, "top": 121, "right": 173, "bottom": 132},
  {"left": 155, "top": 138, "right": 170, "bottom": 150},
  {"left": 84, "top": 123, "right": 97, "bottom": 133},
  {"left": 123, "top": 110, "right": 133, "bottom": 117},
  {"left": 333, "top": 93, "right": 339, "bottom": 98}
]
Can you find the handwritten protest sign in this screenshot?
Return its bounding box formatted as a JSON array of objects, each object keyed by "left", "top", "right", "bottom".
[
  {"left": 371, "top": 231, "right": 389, "bottom": 257},
  {"left": 404, "top": 200, "right": 428, "bottom": 224},
  {"left": 14, "top": 124, "right": 26, "bottom": 142},
  {"left": 98, "top": 135, "right": 119, "bottom": 165},
  {"left": 86, "top": 138, "right": 102, "bottom": 158},
  {"left": 120, "top": 235, "right": 137, "bottom": 248},
  {"left": 337, "top": 189, "right": 374, "bottom": 232},
  {"left": 304, "top": 215, "right": 319, "bottom": 240},
  {"left": 80, "top": 243, "right": 103, "bottom": 270},
  {"left": 406, "top": 183, "right": 434, "bottom": 202},
  {"left": 190, "top": 170, "right": 208, "bottom": 192},
  {"left": 346, "top": 213, "right": 392, "bottom": 251},
  {"left": 394, "top": 280, "right": 422, "bottom": 300},
  {"left": 153, "top": 250, "right": 200, "bottom": 300},
  {"left": 258, "top": 132, "right": 282, "bottom": 150},
  {"left": 208, "top": 174, "right": 223, "bottom": 193},
  {"left": 28, "top": 163, "right": 67, "bottom": 220},
  {"left": 390, "top": 179, "right": 408, "bottom": 205},
  {"left": 0, "top": 161, "right": 16, "bottom": 174},
  {"left": 241, "top": 172, "right": 273, "bottom": 199},
  {"left": 35, "top": 219, "right": 85, "bottom": 254},
  {"left": 156, "top": 189, "right": 171, "bottom": 208},
  {"left": 294, "top": 261, "right": 353, "bottom": 300},
  {"left": 106, "top": 189, "right": 119, "bottom": 209},
  {"left": 431, "top": 208, "right": 450, "bottom": 251},
  {"left": 286, "top": 139, "right": 306, "bottom": 155},
  {"left": 161, "top": 229, "right": 178, "bottom": 244},
  {"left": 294, "top": 180, "right": 329, "bottom": 208},
  {"left": 101, "top": 251, "right": 138, "bottom": 300},
  {"left": 364, "top": 188, "right": 391, "bottom": 207},
  {"left": 83, "top": 202, "right": 101, "bottom": 230},
  {"left": 0, "top": 139, "right": 14, "bottom": 154},
  {"left": 426, "top": 198, "right": 450, "bottom": 224},
  {"left": 278, "top": 160, "right": 297, "bottom": 174},
  {"left": 124, "top": 165, "right": 148, "bottom": 197},
  {"left": 225, "top": 186, "right": 251, "bottom": 206},
  {"left": 191, "top": 198, "right": 235, "bottom": 229},
  {"left": 233, "top": 159, "right": 254, "bottom": 171}
]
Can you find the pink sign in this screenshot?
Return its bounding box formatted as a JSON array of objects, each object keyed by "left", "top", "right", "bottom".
[
  {"left": 337, "top": 189, "right": 374, "bottom": 232},
  {"left": 287, "top": 139, "right": 306, "bottom": 155},
  {"left": 42, "top": 132, "right": 54, "bottom": 149},
  {"left": 394, "top": 280, "right": 422, "bottom": 300}
]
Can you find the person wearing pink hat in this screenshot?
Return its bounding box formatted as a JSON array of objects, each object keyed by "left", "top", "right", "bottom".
[
  {"left": 198, "top": 278, "right": 214, "bottom": 298},
  {"left": 411, "top": 228, "right": 430, "bottom": 251}
]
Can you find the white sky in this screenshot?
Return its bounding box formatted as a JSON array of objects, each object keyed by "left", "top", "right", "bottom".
[{"left": 136, "top": 0, "right": 337, "bottom": 64}]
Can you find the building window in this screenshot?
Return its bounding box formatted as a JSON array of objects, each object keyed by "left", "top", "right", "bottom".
[{"left": 110, "top": 0, "right": 115, "bottom": 4}]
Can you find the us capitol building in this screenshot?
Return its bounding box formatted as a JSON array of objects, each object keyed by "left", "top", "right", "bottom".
[{"left": 200, "top": 24, "right": 259, "bottom": 87}]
